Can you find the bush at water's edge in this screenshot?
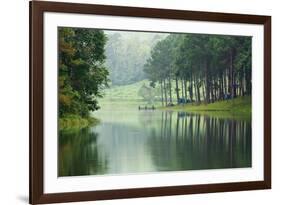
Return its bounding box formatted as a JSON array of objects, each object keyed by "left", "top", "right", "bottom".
[{"left": 59, "top": 114, "right": 100, "bottom": 131}]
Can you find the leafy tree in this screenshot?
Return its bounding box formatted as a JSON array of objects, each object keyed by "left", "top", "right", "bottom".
[
  {"left": 58, "top": 27, "right": 109, "bottom": 119},
  {"left": 144, "top": 33, "right": 252, "bottom": 106}
]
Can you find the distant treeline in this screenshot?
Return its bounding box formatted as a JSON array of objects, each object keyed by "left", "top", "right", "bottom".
[
  {"left": 58, "top": 27, "right": 109, "bottom": 119},
  {"left": 105, "top": 32, "right": 167, "bottom": 85},
  {"left": 144, "top": 34, "right": 252, "bottom": 105}
]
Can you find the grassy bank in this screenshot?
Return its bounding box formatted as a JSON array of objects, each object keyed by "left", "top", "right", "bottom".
[
  {"left": 160, "top": 96, "right": 251, "bottom": 119},
  {"left": 103, "top": 80, "right": 147, "bottom": 101},
  {"left": 59, "top": 114, "right": 100, "bottom": 130}
]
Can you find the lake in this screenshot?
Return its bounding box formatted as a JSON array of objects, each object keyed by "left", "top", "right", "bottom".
[{"left": 59, "top": 101, "right": 252, "bottom": 177}]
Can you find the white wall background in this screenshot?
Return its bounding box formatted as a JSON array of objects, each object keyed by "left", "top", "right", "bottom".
[{"left": 0, "top": 0, "right": 278, "bottom": 204}]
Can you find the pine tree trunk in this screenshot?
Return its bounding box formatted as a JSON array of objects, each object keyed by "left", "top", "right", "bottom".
[
  {"left": 194, "top": 81, "right": 198, "bottom": 103},
  {"left": 168, "top": 75, "right": 172, "bottom": 104},
  {"left": 160, "top": 80, "right": 164, "bottom": 106},
  {"left": 210, "top": 78, "right": 215, "bottom": 103},
  {"left": 229, "top": 48, "right": 236, "bottom": 99},
  {"left": 202, "top": 80, "right": 206, "bottom": 101},
  {"left": 196, "top": 78, "right": 201, "bottom": 103},
  {"left": 224, "top": 72, "right": 228, "bottom": 97},
  {"left": 228, "top": 51, "right": 232, "bottom": 98},
  {"left": 205, "top": 59, "right": 210, "bottom": 103},
  {"left": 175, "top": 76, "right": 180, "bottom": 103},
  {"left": 245, "top": 70, "right": 251, "bottom": 95},
  {"left": 220, "top": 73, "right": 224, "bottom": 100},
  {"left": 189, "top": 76, "right": 193, "bottom": 102},
  {"left": 184, "top": 79, "right": 188, "bottom": 100},
  {"left": 163, "top": 78, "right": 168, "bottom": 106},
  {"left": 181, "top": 79, "right": 184, "bottom": 99}
]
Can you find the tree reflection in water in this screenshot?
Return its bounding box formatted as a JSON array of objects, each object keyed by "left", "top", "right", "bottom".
[
  {"left": 59, "top": 110, "right": 251, "bottom": 176},
  {"left": 146, "top": 111, "right": 251, "bottom": 171},
  {"left": 59, "top": 128, "right": 108, "bottom": 176}
]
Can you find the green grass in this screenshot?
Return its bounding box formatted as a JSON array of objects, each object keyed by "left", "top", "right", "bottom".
[
  {"left": 103, "top": 79, "right": 214, "bottom": 102},
  {"left": 59, "top": 114, "right": 100, "bottom": 131},
  {"left": 102, "top": 79, "right": 188, "bottom": 102},
  {"left": 102, "top": 80, "right": 149, "bottom": 101},
  {"left": 160, "top": 96, "right": 251, "bottom": 120}
]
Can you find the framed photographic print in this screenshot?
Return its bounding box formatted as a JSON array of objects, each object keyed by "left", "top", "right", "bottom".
[{"left": 30, "top": 0, "right": 271, "bottom": 204}]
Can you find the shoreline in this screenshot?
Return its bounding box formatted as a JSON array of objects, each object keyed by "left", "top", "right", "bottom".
[
  {"left": 59, "top": 115, "right": 100, "bottom": 131},
  {"left": 158, "top": 96, "right": 251, "bottom": 120}
]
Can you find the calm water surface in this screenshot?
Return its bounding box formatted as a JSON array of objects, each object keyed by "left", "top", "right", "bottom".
[{"left": 59, "top": 102, "right": 251, "bottom": 176}]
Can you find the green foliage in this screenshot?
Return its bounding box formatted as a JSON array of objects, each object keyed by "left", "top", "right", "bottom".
[
  {"left": 59, "top": 27, "right": 109, "bottom": 127},
  {"left": 144, "top": 33, "right": 252, "bottom": 105}
]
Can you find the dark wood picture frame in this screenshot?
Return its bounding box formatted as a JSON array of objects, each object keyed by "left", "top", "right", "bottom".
[{"left": 30, "top": 1, "right": 271, "bottom": 204}]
